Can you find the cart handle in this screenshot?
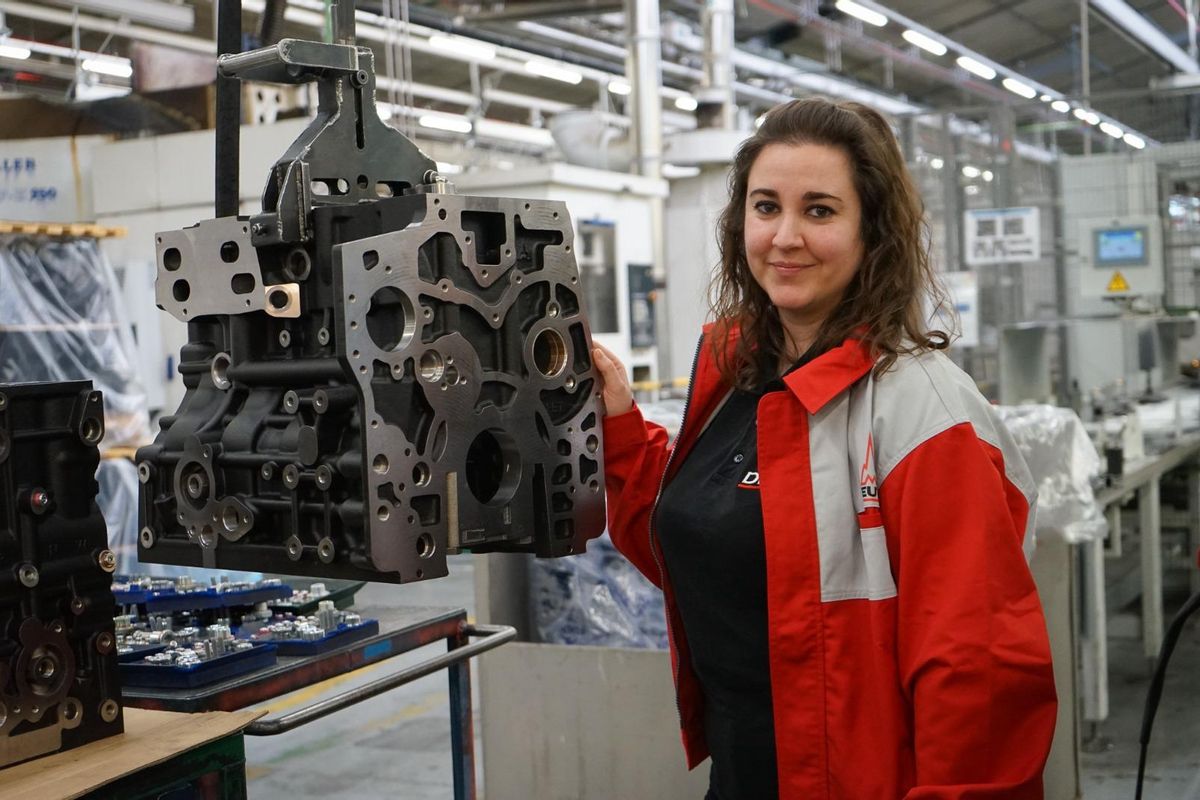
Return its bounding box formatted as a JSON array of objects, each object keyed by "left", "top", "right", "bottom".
[{"left": 246, "top": 623, "right": 516, "bottom": 736}]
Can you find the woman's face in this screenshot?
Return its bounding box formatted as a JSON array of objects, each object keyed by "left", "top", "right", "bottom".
[{"left": 743, "top": 142, "right": 864, "bottom": 348}]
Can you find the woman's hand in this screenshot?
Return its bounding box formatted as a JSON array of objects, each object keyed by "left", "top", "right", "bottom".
[{"left": 591, "top": 342, "right": 634, "bottom": 417}]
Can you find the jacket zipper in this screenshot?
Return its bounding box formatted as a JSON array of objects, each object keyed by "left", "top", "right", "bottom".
[{"left": 647, "top": 333, "right": 706, "bottom": 726}]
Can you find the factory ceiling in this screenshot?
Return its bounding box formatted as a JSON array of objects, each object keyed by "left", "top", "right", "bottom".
[{"left": 0, "top": 0, "right": 1194, "bottom": 154}]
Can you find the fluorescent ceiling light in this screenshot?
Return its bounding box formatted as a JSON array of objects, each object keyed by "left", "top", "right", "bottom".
[
  {"left": 81, "top": 57, "right": 132, "bottom": 78},
  {"left": 1072, "top": 108, "right": 1100, "bottom": 125},
  {"left": 1099, "top": 121, "right": 1124, "bottom": 139},
  {"left": 835, "top": 0, "right": 888, "bottom": 27},
  {"left": 964, "top": 184, "right": 980, "bottom": 196},
  {"left": 73, "top": 81, "right": 131, "bottom": 101},
  {"left": 956, "top": 55, "right": 996, "bottom": 80},
  {"left": 524, "top": 59, "right": 582, "bottom": 84},
  {"left": 930, "top": 157, "right": 944, "bottom": 169},
  {"left": 43, "top": 0, "right": 194, "bottom": 31},
  {"left": 419, "top": 113, "right": 473, "bottom": 134},
  {"left": 1001, "top": 77, "right": 1037, "bottom": 99},
  {"left": 435, "top": 161, "right": 463, "bottom": 175},
  {"left": 0, "top": 43, "right": 31, "bottom": 60},
  {"left": 1039, "top": 94, "right": 1052, "bottom": 101},
  {"left": 475, "top": 118, "right": 555, "bottom": 147},
  {"left": 662, "top": 164, "right": 701, "bottom": 179},
  {"left": 1123, "top": 132, "right": 1146, "bottom": 149},
  {"left": 674, "top": 94, "right": 698, "bottom": 111},
  {"left": 1051, "top": 100, "right": 1070, "bottom": 113},
  {"left": 982, "top": 170, "right": 994, "bottom": 182},
  {"left": 961, "top": 165, "right": 981, "bottom": 178},
  {"left": 901, "top": 29, "right": 946, "bottom": 56},
  {"left": 428, "top": 34, "right": 496, "bottom": 62},
  {"left": 608, "top": 79, "right": 631, "bottom": 95}
]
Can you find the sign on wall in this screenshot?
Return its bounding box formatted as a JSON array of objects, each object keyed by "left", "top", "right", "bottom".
[
  {"left": 0, "top": 136, "right": 102, "bottom": 222},
  {"left": 963, "top": 206, "right": 1040, "bottom": 266}
]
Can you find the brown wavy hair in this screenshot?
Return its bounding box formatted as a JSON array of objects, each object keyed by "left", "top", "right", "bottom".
[{"left": 710, "top": 96, "right": 951, "bottom": 388}]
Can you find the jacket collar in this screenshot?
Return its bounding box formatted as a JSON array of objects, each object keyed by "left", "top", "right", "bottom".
[
  {"left": 696, "top": 322, "right": 876, "bottom": 416},
  {"left": 782, "top": 335, "right": 875, "bottom": 414}
]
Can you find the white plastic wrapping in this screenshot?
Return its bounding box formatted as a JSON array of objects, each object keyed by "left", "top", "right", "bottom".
[
  {"left": 994, "top": 404, "right": 1107, "bottom": 544},
  {"left": 0, "top": 236, "right": 152, "bottom": 448},
  {"left": 531, "top": 532, "right": 668, "bottom": 649}
]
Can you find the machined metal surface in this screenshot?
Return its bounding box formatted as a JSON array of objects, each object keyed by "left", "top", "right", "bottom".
[
  {"left": 137, "top": 36, "right": 605, "bottom": 584},
  {"left": 0, "top": 381, "right": 124, "bottom": 767}
]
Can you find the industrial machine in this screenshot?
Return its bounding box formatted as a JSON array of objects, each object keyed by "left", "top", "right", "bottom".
[
  {"left": 134, "top": 19, "right": 606, "bottom": 584},
  {"left": 1077, "top": 215, "right": 1164, "bottom": 299},
  {"left": 0, "top": 381, "right": 124, "bottom": 767}
]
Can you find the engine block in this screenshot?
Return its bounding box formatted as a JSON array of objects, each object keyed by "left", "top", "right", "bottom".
[
  {"left": 0, "top": 381, "right": 124, "bottom": 767},
  {"left": 136, "top": 39, "right": 605, "bottom": 584}
]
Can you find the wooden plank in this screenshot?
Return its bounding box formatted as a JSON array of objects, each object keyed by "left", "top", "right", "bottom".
[
  {"left": 0, "top": 707, "right": 264, "bottom": 800},
  {"left": 0, "top": 220, "right": 127, "bottom": 239}
]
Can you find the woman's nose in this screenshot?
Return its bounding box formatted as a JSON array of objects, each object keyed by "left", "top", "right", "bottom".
[{"left": 772, "top": 214, "right": 805, "bottom": 250}]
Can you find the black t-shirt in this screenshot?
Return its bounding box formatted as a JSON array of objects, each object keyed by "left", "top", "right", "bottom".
[{"left": 654, "top": 352, "right": 813, "bottom": 800}]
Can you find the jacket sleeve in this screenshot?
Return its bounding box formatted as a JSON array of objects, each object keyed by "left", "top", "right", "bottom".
[
  {"left": 601, "top": 405, "right": 673, "bottom": 587},
  {"left": 879, "top": 422, "right": 1057, "bottom": 800}
]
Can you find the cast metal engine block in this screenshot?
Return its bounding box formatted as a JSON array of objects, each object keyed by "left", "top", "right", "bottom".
[
  {"left": 135, "top": 38, "right": 606, "bottom": 584},
  {"left": 0, "top": 381, "right": 124, "bottom": 767}
]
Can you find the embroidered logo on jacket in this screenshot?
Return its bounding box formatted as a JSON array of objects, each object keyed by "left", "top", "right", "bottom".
[
  {"left": 737, "top": 470, "right": 760, "bottom": 490},
  {"left": 860, "top": 434, "right": 879, "bottom": 507}
]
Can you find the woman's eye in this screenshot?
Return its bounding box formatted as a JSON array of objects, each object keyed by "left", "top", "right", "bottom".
[
  {"left": 808, "top": 205, "right": 834, "bottom": 218},
  {"left": 752, "top": 200, "right": 778, "bottom": 214}
]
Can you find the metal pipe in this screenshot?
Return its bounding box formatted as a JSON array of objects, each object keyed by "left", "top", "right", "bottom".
[
  {"left": 700, "top": 0, "right": 736, "bottom": 130},
  {"left": 216, "top": 0, "right": 242, "bottom": 218},
  {"left": 246, "top": 623, "right": 517, "bottom": 735},
  {"left": 625, "top": 0, "right": 662, "bottom": 181},
  {"left": 1080, "top": 0, "right": 1090, "bottom": 156}
]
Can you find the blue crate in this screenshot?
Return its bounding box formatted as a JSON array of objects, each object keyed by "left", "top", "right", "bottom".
[{"left": 119, "top": 642, "right": 277, "bottom": 689}]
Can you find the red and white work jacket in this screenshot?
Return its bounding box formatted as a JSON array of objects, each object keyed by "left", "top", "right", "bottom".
[{"left": 602, "top": 329, "right": 1057, "bottom": 799}]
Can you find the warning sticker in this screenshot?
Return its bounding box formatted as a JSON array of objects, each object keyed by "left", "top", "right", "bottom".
[{"left": 1106, "top": 271, "right": 1130, "bottom": 292}]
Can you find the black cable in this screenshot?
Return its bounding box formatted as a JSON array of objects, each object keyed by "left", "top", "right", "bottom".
[{"left": 1134, "top": 587, "right": 1200, "bottom": 799}]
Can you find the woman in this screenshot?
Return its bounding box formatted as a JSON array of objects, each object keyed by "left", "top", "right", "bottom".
[{"left": 592, "top": 97, "right": 1056, "bottom": 799}]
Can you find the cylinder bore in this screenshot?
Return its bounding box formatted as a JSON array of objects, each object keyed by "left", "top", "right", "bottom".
[
  {"left": 419, "top": 350, "right": 444, "bottom": 382},
  {"left": 366, "top": 287, "right": 417, "bottom": 352},
  {"left": 464, "top": 429, "right": 522, "bottom": 506},
  {"left": 416, "top": 533, "right": 435, "bottom": 559},
  {"left": 210, "top": 352, "right": 232, "bottom": 391},
  {"left": 412, "top": 462, "right": 431, "bottom": 487},
  {"left": 532, "top": 329, "right": 568, "bottom": 378}
]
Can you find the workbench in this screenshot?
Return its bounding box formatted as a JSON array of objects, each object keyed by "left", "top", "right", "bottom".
[
  {"left": 0, "top": 707, "right": 263, "bottom": 800},
  {"left": 1080, "top": 430, "right": 1200, "bottom": 725}
]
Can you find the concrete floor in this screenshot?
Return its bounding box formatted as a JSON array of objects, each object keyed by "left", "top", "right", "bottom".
[
  {"left": 1081, "top": 606, "right": 1200, "bottom": 800},
  {"left": 244, "top": 554, "right": 480, "bottom": 800},
  {"left": 239, "top": 555, "right": 1200, "bottom": 800}
]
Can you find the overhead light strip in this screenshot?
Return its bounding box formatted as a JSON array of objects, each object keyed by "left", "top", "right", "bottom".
[
  {"left": 0, "top": 43, "right": 30, "bottom": 60},
  {"left": 840, "top": 0, "right": 1156, "bottom": 149}
]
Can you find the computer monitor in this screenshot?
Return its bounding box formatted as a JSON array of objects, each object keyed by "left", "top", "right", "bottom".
[{"left": 1093, "top": 225, "right": 1150, "bottom": 268}]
